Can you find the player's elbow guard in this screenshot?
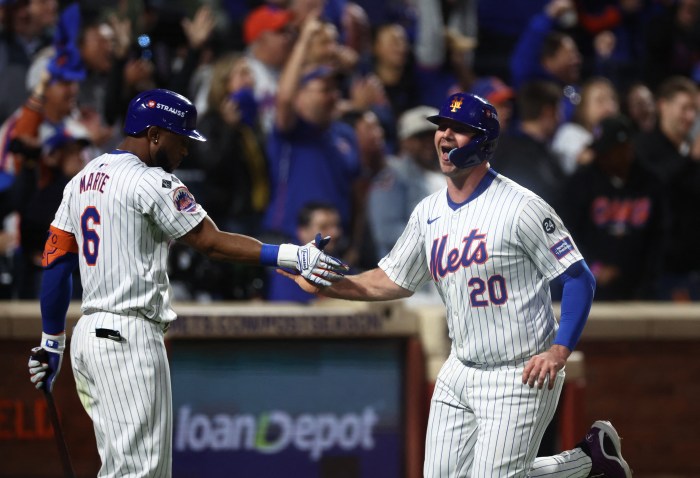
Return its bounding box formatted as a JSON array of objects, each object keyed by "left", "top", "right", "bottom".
[{"left": 42, "top": 227, "right": 79, "bottom": 269}]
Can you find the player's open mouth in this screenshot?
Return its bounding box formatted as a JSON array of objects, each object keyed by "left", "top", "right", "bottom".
[{"left": 440, "top": 145, "right": 454, "bottom": 161}]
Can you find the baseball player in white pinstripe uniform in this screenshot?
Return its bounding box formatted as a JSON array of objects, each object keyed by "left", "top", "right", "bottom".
[
  {"left": 27, "top": 89, "right": 347, "bottom": 477},
  {"left": 282, "top": 93, "right": 632, "bottom": 477}
]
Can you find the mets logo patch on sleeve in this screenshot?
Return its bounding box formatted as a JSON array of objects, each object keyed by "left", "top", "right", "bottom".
[
  {"left": 172, "top": 186, "right": 198, "bottom": 212},
  {"left": 550, "top": 237, "right": 575, "bottom": 260}
]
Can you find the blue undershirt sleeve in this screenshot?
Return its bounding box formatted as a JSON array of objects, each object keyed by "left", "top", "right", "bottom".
[
  {"left": 40, "top": 252, "right": 79, "bottom": 335},
  {"left": 553, "top": 260, "right": 596, "bottom": 350}
]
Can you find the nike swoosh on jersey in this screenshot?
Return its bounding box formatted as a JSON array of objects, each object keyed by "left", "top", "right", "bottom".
[{"left": 427, "top": 217, "right": 441, "bottom": 224}]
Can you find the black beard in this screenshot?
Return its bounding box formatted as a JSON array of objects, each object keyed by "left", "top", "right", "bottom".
[{"left": 154, "top": 148, "right": 172, "bottom": 173}]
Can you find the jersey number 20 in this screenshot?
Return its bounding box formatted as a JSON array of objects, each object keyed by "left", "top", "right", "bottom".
[
  {"left": 468, "top": 275, "right": 508, "bottom": 306},
  {"left": 81, "top": 207, "right": 101, "bottom": 266}
]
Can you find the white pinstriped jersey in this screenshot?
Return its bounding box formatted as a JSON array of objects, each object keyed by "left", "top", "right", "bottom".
[
  {"left": 379, "top": 169, "right": 583, "bottom": 366},
  {"left": 51, "top": 150, "right": 207, "bottom": 324}
]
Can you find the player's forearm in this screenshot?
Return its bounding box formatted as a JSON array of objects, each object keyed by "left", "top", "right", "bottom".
[
  {"left": 181, "top": 217, "right": 264, "bottom": 264},
  {"left": 205, "top": 231, "right": 264, "bottom": 265},
  {"left": 40, "top": 253, "right": 78, "bottom": 335},
  {"left": 554, "top": 260, "right": 595, "bottom": 350},
  {"left": 320, "top": 268, "right": 412, "bottom": 302}
]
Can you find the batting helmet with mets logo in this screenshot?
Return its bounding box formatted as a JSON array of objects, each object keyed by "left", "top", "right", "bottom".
[
  {"left": 123, "top": 89, "right": 206, "bottom": 142},
  {"left": 427, "top": 92, "right": 500, "bottom": 169}
]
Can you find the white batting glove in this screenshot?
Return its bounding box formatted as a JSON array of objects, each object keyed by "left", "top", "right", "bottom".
[
  {"left": 28, "top": 333, "right": 65, "bottom": 392},
  {"left": 277, "top": 234, "right": 348, "bottom": 287}
]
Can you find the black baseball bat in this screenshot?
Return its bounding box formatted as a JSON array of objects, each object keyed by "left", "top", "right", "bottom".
[{"left": 32, "top": 348, "right": 76, "bottom": 478}]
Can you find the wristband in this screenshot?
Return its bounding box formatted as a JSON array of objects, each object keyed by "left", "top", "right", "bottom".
[
  {"left": 41, "top": 332, "right": 66, "bottom": 354},
  {"left": 260, "top": 244, "right": 280, "bottom": 266}
]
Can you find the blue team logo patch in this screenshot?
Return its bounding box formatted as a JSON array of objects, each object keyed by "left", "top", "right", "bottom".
[
  {"left": 550, "top": 237, "right": 574, "bottom": 260},
  {"left": 172, "top": 187, "right": 198, "bottom": 212}
]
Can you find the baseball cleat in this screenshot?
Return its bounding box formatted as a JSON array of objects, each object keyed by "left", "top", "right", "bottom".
[{"left": 586, "top": 420, "right": 632, "bottom": 478}]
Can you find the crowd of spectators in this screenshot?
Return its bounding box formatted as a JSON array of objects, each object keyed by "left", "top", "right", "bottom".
[{"left": 1, "top": 0, "right": 700, "bottom": 303}]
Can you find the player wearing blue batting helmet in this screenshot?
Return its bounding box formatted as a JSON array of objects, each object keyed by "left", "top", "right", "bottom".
[
  {"left": 124, "top": 89, "right": 206, "bottom": 142},
  {"left": 427, "top": 92, "right": 500, "bottom": 169}
]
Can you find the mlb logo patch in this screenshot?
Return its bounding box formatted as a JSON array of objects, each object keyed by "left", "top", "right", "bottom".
[
  {"left": 172, "top": 186, "right": 198, "bottom": 212},
  {"left": 550, "top": 237, "right": 574, "bottom": 260}
]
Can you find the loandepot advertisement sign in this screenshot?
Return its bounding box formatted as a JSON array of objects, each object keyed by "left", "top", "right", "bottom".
[
  {"left": 175, "top": 406, "right": 379, "bottom": 459},
  {"left": 170, "top": 340, "right": 404, "bottom": 478}
]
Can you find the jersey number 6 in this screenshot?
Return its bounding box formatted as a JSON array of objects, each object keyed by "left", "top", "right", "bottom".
[{"left": 81, "top": 207, "right": 101, "bottom": 266}]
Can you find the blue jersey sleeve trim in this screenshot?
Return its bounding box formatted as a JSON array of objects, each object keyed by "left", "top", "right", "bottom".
[
  {"left": 40, "top": 252, "right": 78, "bottom": 335},
  {"left": 554, "top": 260, "right": 596, "bottom": 350}
]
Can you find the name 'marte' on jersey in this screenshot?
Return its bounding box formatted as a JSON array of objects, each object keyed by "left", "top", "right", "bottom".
[
  {"left": 79, "top": 170, "right": 110, "bottom": 194},
  {"left": 50, "top": 151, "right": 207, "bottom": 322},
  {"left": 379, "top": 170, "right": 584, "bottom": 365}
]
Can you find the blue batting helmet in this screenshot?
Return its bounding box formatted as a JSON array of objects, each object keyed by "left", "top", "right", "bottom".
[
  {"left": 124, "top": 89, "right": 206, "bottom": 142},
  {"left": 427, "top": 92, "right": 500, "bottom": 169}
]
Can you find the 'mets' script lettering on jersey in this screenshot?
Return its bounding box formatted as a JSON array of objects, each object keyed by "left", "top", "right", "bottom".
[
  {"left": 79, "top": 171, "right": 110, "bottom": 194},
  {"left": 430, "top": 229, "right": 488, "bottom": 281}
]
